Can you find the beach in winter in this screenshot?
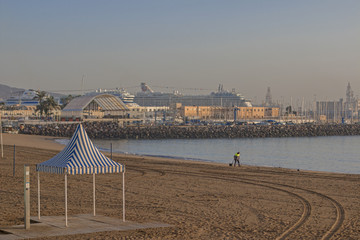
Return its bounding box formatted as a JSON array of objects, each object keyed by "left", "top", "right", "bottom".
[{"left": 1, "top": 133, "right": 360, "bottom": 239}]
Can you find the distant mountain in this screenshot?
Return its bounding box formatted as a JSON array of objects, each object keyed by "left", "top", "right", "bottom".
[{"left": 0, "top": 84, "right": 25, "bottom": 101}]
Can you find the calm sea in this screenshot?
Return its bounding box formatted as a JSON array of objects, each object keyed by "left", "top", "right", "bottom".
[{"left": 57, "top": 136, "right": 360, "bottom": 174}]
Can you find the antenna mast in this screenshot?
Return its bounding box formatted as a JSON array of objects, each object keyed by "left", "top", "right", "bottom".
[{"left": 81, "top": 74, "right": 85, "bottom": 95}]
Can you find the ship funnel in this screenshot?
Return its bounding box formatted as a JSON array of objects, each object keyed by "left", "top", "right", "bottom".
[{"left": 141, "top": 83, "right": 154, "bottom": 93}]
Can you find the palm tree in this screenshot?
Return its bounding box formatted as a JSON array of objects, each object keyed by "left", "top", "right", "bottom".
[
  {"left": 44, "top": 96, "right": 60, "bottom": 116},
  {"left": 34, "top": 91, "right": 47, "bottom": 102},
  {"left": 35, "top": 91, "right": 47, "bottom": 117}
]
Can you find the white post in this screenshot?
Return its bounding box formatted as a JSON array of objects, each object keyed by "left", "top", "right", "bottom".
[
  {"left": 123, "top": 171, "right": 125, "bottom": 222},
  {"left": 93, "top": 173, "right": 96, "bottom": 216},
  {"left": 24, "top": 165, "right": 30, "bottom": 229},
  {"left": 38, "top": 171, "right": 40, "bottom": 220},
  {"left": 65, "top": 174, "right": 68, "bottom": 227}
]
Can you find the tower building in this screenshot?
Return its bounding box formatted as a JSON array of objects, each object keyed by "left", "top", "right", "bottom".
[
  {"left": 345, "top": 82, "right": 357, "bottom": 120},
  {"left": 265, "top": 87, "right": 273, "bottom": 106}
]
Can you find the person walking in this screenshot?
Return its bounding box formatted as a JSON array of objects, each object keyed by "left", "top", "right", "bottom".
[{"left": 233, "top": 152, "right": 240, "bottom": 167}]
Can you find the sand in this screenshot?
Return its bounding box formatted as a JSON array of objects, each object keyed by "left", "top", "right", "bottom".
[{"left": 1, "top": 133, "right": 360, "bottom": 239}]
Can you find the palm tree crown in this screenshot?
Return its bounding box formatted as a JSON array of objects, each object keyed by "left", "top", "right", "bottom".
[{"left": 35, "top": 91, "right": 59, "bottom": 117}]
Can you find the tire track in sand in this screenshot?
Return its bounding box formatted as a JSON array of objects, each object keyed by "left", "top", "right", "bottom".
[
  {"left": 140, "top": 167, "right": 344, "bottom": 239},
  {"left": 135, "top": 167, "right": 312, "bottom": 238},
  {"left": 227, "top": 174, "right": 345, "bottom": 240},
  {"left": 195, "top": 168, "right": 345, "bottom": 239}
]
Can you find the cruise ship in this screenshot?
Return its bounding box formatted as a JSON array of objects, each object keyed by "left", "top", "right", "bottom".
[
  {"left": 5, "top": 89, "right": 39, "bottom": 106},
  {"left": 134, "top": 83, "right": 252, "bottom": 107}
]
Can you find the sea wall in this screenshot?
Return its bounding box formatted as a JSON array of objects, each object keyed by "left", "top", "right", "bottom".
[{"left": 19, "top": 122, "right": 360, "bottom": 139}]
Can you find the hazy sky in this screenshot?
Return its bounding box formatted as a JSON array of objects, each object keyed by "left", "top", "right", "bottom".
[{"left": 0, "top": 0, "right": 359, "bottom": 103}]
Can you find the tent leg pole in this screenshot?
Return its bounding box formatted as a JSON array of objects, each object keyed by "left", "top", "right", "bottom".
[
  {"left": 65, "top": 174, "right": 68, "bottom": 227},
  {"left": 123, "top": 171, "right": 125, "bottom": 222},
  {"left": 38, "top": 171, "right": 40, "bottom": 220},
  {"left": 93, "top": 173, "right": 96, "bottom": 216}
]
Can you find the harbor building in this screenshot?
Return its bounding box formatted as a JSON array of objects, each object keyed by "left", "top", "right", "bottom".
[
  {"left": 181, "top": 106, "right": 213, "bottom": 120},
  {"left": 178, "top": 105, "right": 279, "bottom": 121},
  {"left": 61, "top": 94, "right": 130, "bottom": 121},
  {"left": 235, "top": 107, "right": 265, "bottom": 119}
]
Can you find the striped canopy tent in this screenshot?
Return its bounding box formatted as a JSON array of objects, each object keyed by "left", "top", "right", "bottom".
[{"left": 36, "top": 124, "right": 126, "bottom": 227}]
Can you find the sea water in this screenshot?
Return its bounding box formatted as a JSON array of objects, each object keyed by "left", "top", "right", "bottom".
[{"left": 57, "top": 136, "right": 360, "bottom": 174}]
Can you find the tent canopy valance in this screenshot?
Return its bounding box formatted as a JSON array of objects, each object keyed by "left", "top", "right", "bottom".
[{"left": 37, "top": 124, "right": 124, "bottom": 175}]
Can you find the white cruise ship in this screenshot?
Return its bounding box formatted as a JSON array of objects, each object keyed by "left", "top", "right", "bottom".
[{"left": 6, "top": 89, "right": 39, "bottom": 106}]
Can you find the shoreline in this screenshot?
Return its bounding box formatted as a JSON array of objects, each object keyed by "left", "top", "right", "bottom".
[{"left": 2, "top": 133, "right": 356, "bottom": 176}]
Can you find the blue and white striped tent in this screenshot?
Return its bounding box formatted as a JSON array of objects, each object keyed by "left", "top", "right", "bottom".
[
  {"left": 37, "top": 124, "right": 125, "bottom": 175},
  {"left": 36, "top": 123, "right": 126, "bottom": 226}
]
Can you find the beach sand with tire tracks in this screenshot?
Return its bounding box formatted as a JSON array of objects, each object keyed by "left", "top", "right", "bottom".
[{"left": 1, "top": 133, "right": 360, "bottom": 239}]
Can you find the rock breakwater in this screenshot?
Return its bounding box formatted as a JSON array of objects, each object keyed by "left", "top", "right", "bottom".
[{"left": 19, "top": 122, "right": 360, "bottom": 139}]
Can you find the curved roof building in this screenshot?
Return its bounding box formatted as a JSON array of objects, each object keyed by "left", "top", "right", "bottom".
[{"left": 62, "top": 94, "right": 129, "bottom": 119}]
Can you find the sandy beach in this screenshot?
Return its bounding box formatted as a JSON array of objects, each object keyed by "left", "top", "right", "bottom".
[{"left": 1, "top": 133, "right": 360, "bottom": 239}]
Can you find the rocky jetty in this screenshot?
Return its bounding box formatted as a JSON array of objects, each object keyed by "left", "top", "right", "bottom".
[{"left": 19, "top": 121, "right": 360, "bottom": 139}]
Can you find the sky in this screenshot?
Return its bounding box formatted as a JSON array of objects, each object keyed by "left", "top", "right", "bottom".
[{"left": 0, "top": 0, "right": 359, "bottom": 104}]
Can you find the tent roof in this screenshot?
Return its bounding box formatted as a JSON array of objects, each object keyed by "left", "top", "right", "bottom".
[{"left": 37, "top": 124, "right": 125, "bottom": 175}]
